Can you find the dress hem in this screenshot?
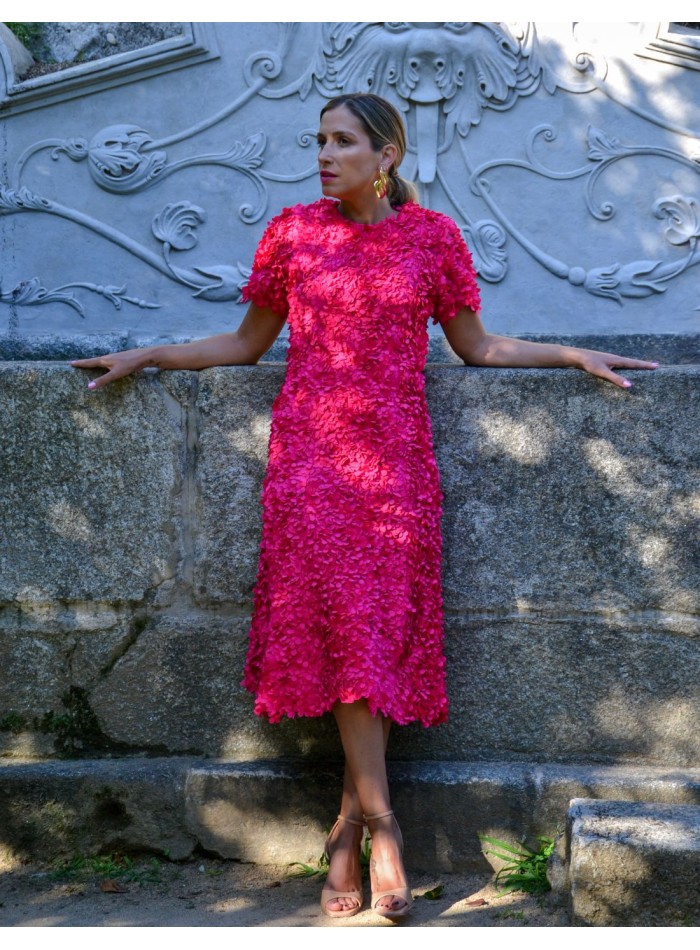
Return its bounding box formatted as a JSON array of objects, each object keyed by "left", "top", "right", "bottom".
[{"left": 244, "top": 683, "right": 448, "bottom": 729}]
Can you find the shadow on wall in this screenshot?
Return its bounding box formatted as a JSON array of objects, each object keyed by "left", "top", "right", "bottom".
[{"left": 0, "top": 362, "right": 698, "bottom": 769}]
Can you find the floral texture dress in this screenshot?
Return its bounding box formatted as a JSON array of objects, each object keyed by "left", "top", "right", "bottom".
[{"left": 241, "top": 199, "right": 481, "bottom": 726}]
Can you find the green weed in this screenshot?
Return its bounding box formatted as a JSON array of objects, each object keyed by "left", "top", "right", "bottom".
[
  {"left": 493, "top": 908, "right": 525, "bottom": 921},
  {"left": 50, "top": 852, "right": 162, "bottom": 885},
  {"left": 289, "top": 830, "right": 372, "bottom": 878},
  {"left": 0, "top": 712, "right": 27, "bottom": 733},
  {"left": 480, "top": 834, "right": 555, "bottom": 895},
  {"left": 4, "top": 23, "right": 52, "bottom": 62}
]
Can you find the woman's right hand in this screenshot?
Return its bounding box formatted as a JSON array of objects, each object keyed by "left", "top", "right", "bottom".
[
  {"left": 69, "top": 305, "right": 286, "bottom": 391},
  {"left": 69, "top": 348, "right": 151, "bottom": 390}
]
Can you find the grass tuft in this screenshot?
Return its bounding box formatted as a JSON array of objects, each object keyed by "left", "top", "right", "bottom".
[
  {"left": 50, "top": 852, "right": 162, "bottom": 885},
  {"left": 288, "top": 829, "right": 372, "bottom": 878},
  {"left": 480, "top": 834, "right": 555, "bottom": 895}
]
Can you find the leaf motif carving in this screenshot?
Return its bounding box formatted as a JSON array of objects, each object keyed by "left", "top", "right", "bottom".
[
  {"left": 0, "top": 277, "right": 85, "bottom": 315},
  {"left": 583, "top": 260, "right": 673, "bottom": 303},
  {"left": 219, "top": 133, "right": 266, "bottom": 171},
  {"left": 51, "top": 138, "right": 89, "bottom": 162},
  {"left": 653, "top": 195, "right": 700, "bottom": 246},
  {"left": 0, "top": 186, "right": 52, "bottom": 213},
  {"left": 466, "top": 220, "right": 508, "bottom": 282},
  {"left": 191, "top": 265, "right": 248, "bottom": 302},
  {"left": 586, "top": 126, "right": 623, "bottom": 161},
  {"left": 152, "top": 202, "right": 206, "bottom": 251}
]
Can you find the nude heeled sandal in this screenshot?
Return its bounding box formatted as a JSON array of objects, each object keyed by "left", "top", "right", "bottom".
[
  {"left": 364, "top": 809, "right": 413, "bottom": 919},
  {"left": 320, "top": 814, "right": 365, "bottom": 918}
]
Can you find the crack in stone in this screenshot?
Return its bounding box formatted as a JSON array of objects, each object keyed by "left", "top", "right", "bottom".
[
  {"left": 98, "top": 613, "right": 149, "bottom": 679},
  {"left": 155, "top": 371, "right": 200, "bottom": 609}
]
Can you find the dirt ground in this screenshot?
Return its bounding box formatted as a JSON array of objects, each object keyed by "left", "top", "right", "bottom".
[{"left": 0, "top": 851, "right": 569, "bottom": 928}]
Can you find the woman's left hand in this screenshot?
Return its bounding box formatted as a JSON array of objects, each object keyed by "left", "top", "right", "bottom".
[
  {"left": 576, "top": 351, "right": 659, "bottom": 389},
  {"left": 442, "top": 309, "right": 660, "bottom": 388}
]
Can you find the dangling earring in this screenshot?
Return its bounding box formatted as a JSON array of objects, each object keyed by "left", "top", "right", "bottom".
[{"left": 373, "top": 166, "right": 389, "bottom": 200}]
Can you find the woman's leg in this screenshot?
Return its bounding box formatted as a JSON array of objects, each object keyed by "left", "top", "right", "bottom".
[{"left": 332, "top": 699, "right": 410, "bottom": 914}]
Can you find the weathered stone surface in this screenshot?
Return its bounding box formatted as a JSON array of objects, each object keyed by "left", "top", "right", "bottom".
[
  {"left": 0, "top": 601, "right": 138, "bottom": 756},
  {"left": 0, "top": 333, "right": 129, "bottom": 361},
  {"left": 182, "top": 761, "right": 700, "bottom": 872},
  {"left": 6, "top": 332, "right": 696, "bottom": 366},
  {"left": 0, "top": 758, "right": 196, "bottom": 861},
  {"left": 533, "top": 765, "right": 700, "bottom": 838},
  {"left": 430, "top": 366, "right": 700, "bottom": 615},
  {"left": 0, "top": 623, "right": 132, "bottom": 722},
  {"left": 567, "top": 798, "right": 700, "bottom": 926},
  {"left": 387, "top": 616, "right": 700, "bottom": 766},
  {"left": 1, "top": 364, "right": 697, "bottom": 767},
  {"left": 185, "top": 761, "right": 342, "bottom": 865},
  {"left": 84, "top": 611, "right": 700, "bottom": 765},
  {"left": 36, "top": 23, "right": 184, "bottom": 65},
  {"left": 193, "top": 366, "right": 283, "bottom": 606},
  {"left": 0, "top": 365, "right": 183, "bottom": 604},
  {"left": 90, "top": 615, "right": 251, "bottom": 756},
  {"left": 387, "top": 761, "right": 532, "bottom": 873},
  {"left": 90, "top": 614, "right": 340, "bottom": 759},
  {"left": 184, "top": 760, "right": 527, "bottom": 871},
  {"left": 3, "top": 757, "right": 700, "bottom": 873}
]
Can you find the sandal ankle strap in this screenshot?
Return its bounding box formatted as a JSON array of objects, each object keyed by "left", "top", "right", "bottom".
[
  {"left": 338, "top": 814, "right": 365, "bottom": 827},
  {"left": 363, "top": 810, "right": 394, "bottom": 821}
]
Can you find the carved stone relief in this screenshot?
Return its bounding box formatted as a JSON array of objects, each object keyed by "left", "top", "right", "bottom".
[{"left": 0, "top": 22, "right": 697, "bottom": 339}]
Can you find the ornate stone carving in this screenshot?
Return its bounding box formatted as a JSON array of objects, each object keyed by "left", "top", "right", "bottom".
[
  {"left": 470, "top": 125, "right": 700, "bottom": 303},
  {"left": 88, "top": 126, "right": 167, "bottom": 193},
  {"left": 0, "top": 276, "right": 159, "bottom": 318},
  {"left": 1, "top": 22, "right": 697, "bottom": 327}
]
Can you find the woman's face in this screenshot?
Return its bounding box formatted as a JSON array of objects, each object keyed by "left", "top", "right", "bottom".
[{"left": 317, "top": 105, "right": 393, "bottom": 203}]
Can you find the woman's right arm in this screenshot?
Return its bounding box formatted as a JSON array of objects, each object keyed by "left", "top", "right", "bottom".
[{"left": 70, "top": 303, "right": 286, "bottom": 390}]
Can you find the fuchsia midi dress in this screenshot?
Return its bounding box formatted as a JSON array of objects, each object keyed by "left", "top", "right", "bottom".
[{"left": 241, "top": 198, "right": 481, "bottom": 727}]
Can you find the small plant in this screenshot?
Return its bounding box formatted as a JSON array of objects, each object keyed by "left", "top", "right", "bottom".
[
  {"left": 4, "top": 23, "right": 52, "bottom": 62},
  {"left": 289, "top": 830, "right": 372, "bottom": 878},
  {"left": 493, "top": 908, "right": 525, "bottom": 920},
  {"left": 480, "top": 834, "right": 555, "bottom": 895},
  {"left": 5, "top": 23, "right": 42, "bottom": 47},
  {"left": 0, "top": 712, "right": 27, "bottom": 733},
  {"left": 50, "top": 852, "right": 162, "bottom": 885}
]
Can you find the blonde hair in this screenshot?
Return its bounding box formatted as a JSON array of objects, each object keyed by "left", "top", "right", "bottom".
[{"left": 320, "top": 93, "right": 418, "bottom": 207}]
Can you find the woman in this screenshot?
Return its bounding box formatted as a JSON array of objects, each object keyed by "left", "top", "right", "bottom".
[{"left": 71, "top": 93, "right": 658, "bottom": 921}]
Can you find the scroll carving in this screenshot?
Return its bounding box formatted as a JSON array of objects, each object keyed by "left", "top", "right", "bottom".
[{"left": 1, "top": 22, "right": 697, "bottom": 324}]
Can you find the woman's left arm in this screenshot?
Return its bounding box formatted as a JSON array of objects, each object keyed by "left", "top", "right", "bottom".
[{"left": 442, "top": 308, "right": 659, "bottom": 390}]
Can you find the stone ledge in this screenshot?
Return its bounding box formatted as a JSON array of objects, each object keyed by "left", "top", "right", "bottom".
[
  {"left": 556, "top": 798, "right": 700, "bottom": 926},
  {"left": 2, "top": 758, "right": 699, "bottom": 877},
  {"left": 2, "top": 332, "right": 700, "bottom": 364}
]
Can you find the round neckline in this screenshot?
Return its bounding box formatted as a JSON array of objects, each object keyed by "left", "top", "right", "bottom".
[{"left": 325, "top": 198, "right": 411, "bottom": 230}]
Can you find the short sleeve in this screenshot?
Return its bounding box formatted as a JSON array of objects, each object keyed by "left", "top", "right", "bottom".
[
  {"left": 241, "top": 207, "right": 295, "bottom": 318},
  {"left": 431, "top": 217, "right": 482, "bottom": 325}
]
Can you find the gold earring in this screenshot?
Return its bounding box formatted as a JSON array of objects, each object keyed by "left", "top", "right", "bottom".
[{"left": 373, "top": 166, "right": 389, "bottom": 200}]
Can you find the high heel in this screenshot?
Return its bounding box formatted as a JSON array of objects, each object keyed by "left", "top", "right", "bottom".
[
  {"left": 320, "top": 814, "right": 365, "bottom": 918},
  {"left": 364, "top": 810, "right": 413, "bottom": 919}
]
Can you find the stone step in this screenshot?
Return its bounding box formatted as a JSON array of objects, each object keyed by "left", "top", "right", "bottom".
[
  {"left": 552, "top": 798, "right": 700, "bottom": 926},
  {"left": 2, "top": 758, "right": 699, "bottom": 873}
]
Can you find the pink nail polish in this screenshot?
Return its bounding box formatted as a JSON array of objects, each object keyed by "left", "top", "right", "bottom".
[
  {"left": 88, "top": 381, "right": 96, "bottom": 390},
  {"left": 622, "top": 380, "right": 632, "bottom": 388}
]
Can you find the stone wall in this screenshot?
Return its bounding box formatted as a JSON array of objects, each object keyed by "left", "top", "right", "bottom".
[
  {"left": 0, "top": 21, "right": 698, "bottom": 774},
  {"left": 1, "top": 358, "right": 697, "bottom": 766}
]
